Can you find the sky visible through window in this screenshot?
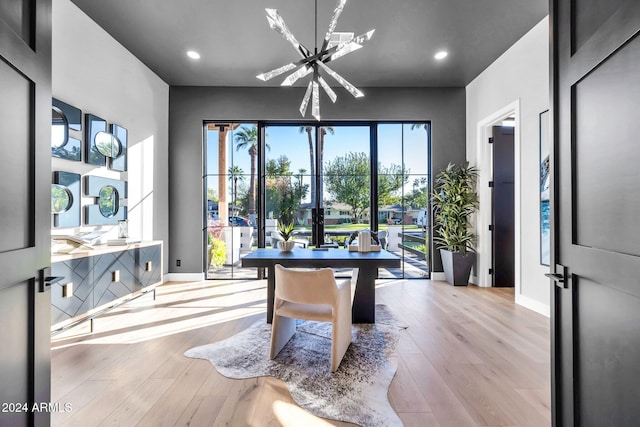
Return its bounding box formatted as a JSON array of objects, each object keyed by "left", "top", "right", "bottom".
[{"left": 206, "top": 123, "right": 429, "bottom": 204}]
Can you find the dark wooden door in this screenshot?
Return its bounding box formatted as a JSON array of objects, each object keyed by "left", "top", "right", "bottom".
[
  {"left": 551, "top": 1, "right": 640, "bottom": 425},
  {"left": 0, "top": 1, "right": 52, "bottom": 426},
  {"left": 491, "top": 126, "right": 515, "bottom": 287}
]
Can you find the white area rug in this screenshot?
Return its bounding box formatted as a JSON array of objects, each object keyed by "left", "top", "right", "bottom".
[{"left": 185, "top": 305, "right": 406, "bottom": 427}]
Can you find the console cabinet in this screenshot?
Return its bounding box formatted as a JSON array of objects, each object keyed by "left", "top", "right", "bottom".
[{"left": 50, "top": 241, "right": 162, "bottom": 329}]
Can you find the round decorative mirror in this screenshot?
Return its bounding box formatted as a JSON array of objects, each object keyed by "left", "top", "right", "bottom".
[
  {"left": 51, "top": 184, "right": 72, "bottom": 213},
  {"left": 98, "top": 185, "right": 119, "bottom": 218},
  {"left": 95, "top": 132, "right": 122, "bottom": 158},
  {"left": 51, "top": 107, "right": 68, "bottom": 148}
]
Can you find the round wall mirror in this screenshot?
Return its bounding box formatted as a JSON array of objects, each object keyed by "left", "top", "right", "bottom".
[
  {"left": 95, "top": 132, "right": 122, "bottom": 158},
  {"left": 51, "top": 184, "right": 72, "bottom": 213},
  {"left": 51, "top": 107, "right": 68, "bottom": 148},
  {"left": 98, "top": 185, "right": 119, "bottom": 218}
]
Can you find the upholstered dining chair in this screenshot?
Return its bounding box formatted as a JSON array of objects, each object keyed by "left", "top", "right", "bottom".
[{"left": 270, "top": 264, "right": 352, "bottom": 372}]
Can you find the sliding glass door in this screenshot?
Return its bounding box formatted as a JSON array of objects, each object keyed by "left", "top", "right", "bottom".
[{"left": 204, "top": 121, "right": 430, "bottom": 280}]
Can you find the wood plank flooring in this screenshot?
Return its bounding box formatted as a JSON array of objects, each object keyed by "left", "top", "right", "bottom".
[{"left": 51, "top": 278, "right": 550, "bottom": 426}]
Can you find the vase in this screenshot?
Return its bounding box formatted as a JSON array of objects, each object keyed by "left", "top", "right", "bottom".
[
  {"left": 440, "top": 249, "right": 475, "bottom": 286},
  {"left": 278, "top": 240, "right": 295, "bottom": 252}
]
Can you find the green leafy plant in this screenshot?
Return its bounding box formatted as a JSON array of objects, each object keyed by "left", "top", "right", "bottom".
[
  {"left": 208, "top": 238, "right": 226, "bottom": 268},
  {"left": 432, "top": 162, "right": 479, "bottom": 254},
  {"left": 276, "top": 221, "right": 296, "bottom": 241}
]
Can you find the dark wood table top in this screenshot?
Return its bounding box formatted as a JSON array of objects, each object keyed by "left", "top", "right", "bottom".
[{"left": 241, "top": 248, "right": 401, "bottom": 269}]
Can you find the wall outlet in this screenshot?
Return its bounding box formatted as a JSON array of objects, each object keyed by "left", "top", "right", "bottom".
[{"left": 176, "top": 259, "right": 181, "bottom": 267}]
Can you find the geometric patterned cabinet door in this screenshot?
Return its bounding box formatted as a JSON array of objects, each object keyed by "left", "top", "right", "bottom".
[
  {"left": 135, "top": 244, "right": 162, "bottom": 290},
  {"left": 92, "top": 250, "right": 138, "bottom": 308},
  {"left": 50, "top": 257, "right": 92, "bottom": 326},
  {"left": 50, "top": 242, "right": 163, "bottom": 329}
]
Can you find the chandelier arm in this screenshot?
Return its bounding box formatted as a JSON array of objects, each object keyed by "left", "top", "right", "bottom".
[
  {"left": 318, "top": 75, "right": 338, "bottom": 103},
  {"left": 311, "top": 77, "right": 321, "bottom": 121},
  {"left": 321, "top": 0, "right": 348, "bottom": 52},
  {"left": 265, "top": 9, "right": 311, "bottom": 58},
  {"left": 317, "top": 61, "right": 364, "bottom": 98},
  {"left": 324, "top": 30, "right": 375, "bottom": 63},
  {"left": 281, "top": 65, "right": 314, "bottom": 86},
  {"left": 299, "top": 81, "right": 313, "bottom": 117},
  {"left": 256, "top": 62, "right": 298, "bottom": 82},
  {"left": 324, "top": 42, "right": 362, "bottom": 63}
]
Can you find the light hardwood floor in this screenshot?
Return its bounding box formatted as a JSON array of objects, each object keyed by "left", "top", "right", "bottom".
[{"left": 51, "top": 278, "right": 550, "bottom": 427}]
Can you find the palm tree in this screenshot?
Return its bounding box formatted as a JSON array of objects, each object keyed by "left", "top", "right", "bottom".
[
  {"left": 298, "top": 125, "right": 334, "bottom": 204},
  {"left": 228, "top": 165, "right": 245, "bottom": 210},
  {"left": 410, "top": 123, "right": 429, "bottom": 135},
  {"left": 318, "top": 126, "right": 334, "bottom": 200},
  {"left": 296, "top": 168, "right": 307, "bottom": 204},
  {"left": 299, "top": 126, "right": 316, "bottom": 203},
  {"left": 234, "top": 126, "right": 259, "bottom": 216}
]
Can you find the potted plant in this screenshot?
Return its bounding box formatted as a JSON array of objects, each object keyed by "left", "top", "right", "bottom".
[
  {"left": 276, "top": 221, "right": 296, "bottom": 252},
  {"left": 432, "top": 162, "right": 479, "bottom": 286},
  {"left": 207, "top": 220, "right": 226, "bottom": 268}
]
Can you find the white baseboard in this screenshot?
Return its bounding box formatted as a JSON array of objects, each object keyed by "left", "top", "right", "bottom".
[
  {"left": 164, "top": 272, "right": 205, "bottom": 283},
  {"left": 515, "top": 294, "right": 550, "bottom": 317},
  {"left": 430, "top": 272, "right": 446, "bottom": 281}
]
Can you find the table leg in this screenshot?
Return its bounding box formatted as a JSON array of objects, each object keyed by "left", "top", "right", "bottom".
[
  {"left": 352, "top": 267, "right": 376, "bottom": 323},
  {"left": 267, "top": 265, "right": 275, "bottom": 324}
]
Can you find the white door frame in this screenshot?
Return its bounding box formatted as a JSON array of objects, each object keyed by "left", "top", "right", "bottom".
[{"left": 474, "top": 100, "right": 520, "bottom": 296}]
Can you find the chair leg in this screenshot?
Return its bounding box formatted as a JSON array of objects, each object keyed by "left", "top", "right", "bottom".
[
  {"left": 331, "top": 321, "right": 352, "bottom": 372},
  {"left": 270, "top": 314, "right": 296, "bottom": 359},
  {"left": 331, "top": 282, "right": 353, "bottom": 372}
]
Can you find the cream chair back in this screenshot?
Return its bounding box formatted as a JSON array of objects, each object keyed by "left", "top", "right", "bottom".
[{"left": 274, "top": 264, "right": 337, "bottom": 306}]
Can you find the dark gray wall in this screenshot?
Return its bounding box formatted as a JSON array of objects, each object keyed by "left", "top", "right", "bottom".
[{"left": 168, "top": 86, "right": 465, "bottom": 274}]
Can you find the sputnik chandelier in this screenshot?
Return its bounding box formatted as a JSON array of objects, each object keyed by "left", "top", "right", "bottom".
[{"left": 256, "top": 0, "right": 375, "bottom": 120}]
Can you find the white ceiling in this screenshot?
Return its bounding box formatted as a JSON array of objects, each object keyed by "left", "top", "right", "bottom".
[{"left": 70, "top": 0, "right": 548, "bottom": 87}]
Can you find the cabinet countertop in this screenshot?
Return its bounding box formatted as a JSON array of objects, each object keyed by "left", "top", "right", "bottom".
[{"left": 51, "top": 240, "right": 163, "bottom": 263}]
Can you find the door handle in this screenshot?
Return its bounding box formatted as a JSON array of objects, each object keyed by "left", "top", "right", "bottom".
[
  {"left": 545, "top": 264, "right": 569, "bottom": 288},
  {"left": 544, "top": 273, "right": 564, "bottom": 283},
  {"left": 39, "top": 275, "right": 65, "bottom": 293}
]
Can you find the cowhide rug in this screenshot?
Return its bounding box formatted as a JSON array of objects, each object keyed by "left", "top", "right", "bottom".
[{"left": 184, "top": 304, "right": 406, "bottom": 426}]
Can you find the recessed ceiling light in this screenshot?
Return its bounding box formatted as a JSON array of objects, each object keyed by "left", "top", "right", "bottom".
[
  {"left": 434, "top": 50, "right": 448, "bottom": 60},
  {"left": 187, "top": 50, "right": 201, "bottom": 60}
]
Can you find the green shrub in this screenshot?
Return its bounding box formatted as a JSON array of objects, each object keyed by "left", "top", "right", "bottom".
[{"left": 209, "top": 238, "right": 226, "bottom": 267}]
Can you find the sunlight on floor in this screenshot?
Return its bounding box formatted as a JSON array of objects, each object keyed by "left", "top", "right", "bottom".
[
  {"left": 51, "top": 278, "right": 410, "bottom": 349},
  {"left": 272, "top": 400, "right": 336, "bottom": 427},
  {"left": 51, "top": 279, "right": 267, "bottom": 348}
]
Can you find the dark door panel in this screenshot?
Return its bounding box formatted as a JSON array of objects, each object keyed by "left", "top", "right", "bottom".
[
  {"left": 0, "top": 1, "right": 52, "bottom": 426},
  {"left": 0, "top": 282, "right": 31, "bottom": 427},
  {"left": 551, "top": 0, "right": 640, "bottom": 425},
  {"left": 491, "top": 126, "right": 515, "bottom": 287}
]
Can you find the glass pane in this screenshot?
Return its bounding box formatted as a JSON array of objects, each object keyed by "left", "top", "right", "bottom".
[
  {"left": 205, "top": 123, "right": 258, "bottom": 280},
  {"left": 229, "top": 123, "right": 258, "bottom": 226},
  {"left": 322, "top": 126, "right": 369, "bottom": 277},
  {"left": 403, "top": 123, "right": 429, "bottom": 174},
  {"left": 265, "top": 125, "right": 315, "bottom": 247},
  {"left": 378, "top": 123, "right": 430, "bottom": 279}
]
